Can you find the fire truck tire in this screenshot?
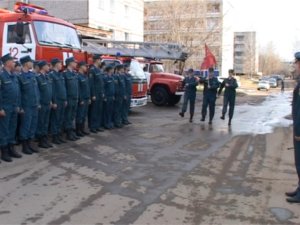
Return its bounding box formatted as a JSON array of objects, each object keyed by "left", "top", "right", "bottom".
[
  {"left": 168, "top": 95, "right": 181, "bottom": 105},
  {"left": 151, "top": 86, "right": 169, "bottom": 106}
]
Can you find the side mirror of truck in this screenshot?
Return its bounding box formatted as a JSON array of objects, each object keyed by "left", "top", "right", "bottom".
[
  {"left": 77, "top": 31, "right": 83, "bottom": 46},
  {"left": 15, "top": 21, "right": 25, "bottom": 44}
]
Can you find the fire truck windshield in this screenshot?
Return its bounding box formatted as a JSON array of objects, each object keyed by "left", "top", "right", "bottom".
[{"left": 34, "top": 21, "right": 81, "bottom": 49}]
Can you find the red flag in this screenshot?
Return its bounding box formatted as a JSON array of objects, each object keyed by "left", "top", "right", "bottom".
[{"left": 200, "top": 44, "right": 217, "bottom": 70}]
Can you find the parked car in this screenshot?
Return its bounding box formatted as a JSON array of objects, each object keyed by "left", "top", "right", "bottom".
[
  {"left": 258, "top": 80, "right": 270, "bottom": 91},
  {"left": 268, "top": 78, "right": 277, "bottom": 88}
]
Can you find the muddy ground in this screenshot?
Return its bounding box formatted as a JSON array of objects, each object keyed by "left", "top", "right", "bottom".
[{"left": 0, "top": 82, "right": 298, "bottom": 225}]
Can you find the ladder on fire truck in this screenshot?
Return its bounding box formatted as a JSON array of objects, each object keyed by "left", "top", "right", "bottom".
[{"left": 82, "top": 39, "right": 188, "bottom": 62}]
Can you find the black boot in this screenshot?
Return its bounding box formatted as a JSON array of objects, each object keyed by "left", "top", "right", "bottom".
[
  {"left": 38, "top": 137, "right": 48, "bottom": 149},
  {"left": 76, "top": 124, "right": 84, "bottom": 137},
  {"left": 81, "top": 123, "right": 90, "bottom": 135},
  {"left": 52, "top": 135, "right": 61, "bottom": 145},
  {"left": 287, "top": 191, "right": 300, "bottom": 203},
  {"left": 27, "top": 140, "right": 39, "bottom": 153},
  {"left": 44, "top": 136, "right": 53, "bottom": 148},
  {"left": 286, "top": 187, "right": 300, "bottom": 197},
  {"left": 1, "top": 146, "right": 12, "bottom": 162},
  {"left": 8, "top": 144, "right": 22, "bottom": 158},
  {"left": 22, "top": 140, "right": 32, "bottom": 155},
  {"left": 200, "top": 117, "right": 205, "bottom": 122},
  {"left": 220, "top": 114, "right": 225, "bottom": 120},
  {"left": 179, "top": 112, "right": 184, "bottom": 118},
  {"left": 228, "top": 119, "right": 232, "bottom": 126},
  {"left": 58, "top": 133, "right": 67, "bottom": 143},
  {"left": 189, "top": 113, "right": 194, "bottom": 123},
  {"left": 66, "top": 130, "right": 76, "bottom": 141}
]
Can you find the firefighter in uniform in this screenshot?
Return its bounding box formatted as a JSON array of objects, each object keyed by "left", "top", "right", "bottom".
[
  {"left": 18, "top": 55, "right": 40, "bottom": 154},
  {"left": 0, "top": 54, "right": 22, "bottom": 162},
  {"left": 218, "top": 69, "right": 238, "bottom": 126},
  {"left": 200, "top": 67, "right": 220, "bottom": 124},
  {"left": 286, "top": 52, "right": 300, "bottom": 203},
  {"left": 49, "top": 58, "right": 67, "bottom": 144},
  {"left": 76, "top": 61, "right": 90, "bottom": 137},
  {"left": 103, "top": 66, "right": 115, "bottom": 129},
  {"left": 88, "top": 54, "right": 105, "bottom": 133},
  {"left": 113, "top": 65, "right": 126, "bottom": 128},
  {"left": 122, "top": 64, "right": 132, "bottom": 125},
  {"left": 179, "top": 68, "right": 198, "bottom": 123},
  {"left": 36, "top": 61, "right": 53, "bottom": 148},
  {"left": 63, "top": 57, "right": 79, "bottom": 141}
]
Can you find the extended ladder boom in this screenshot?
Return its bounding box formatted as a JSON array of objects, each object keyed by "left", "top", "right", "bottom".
[{"left": 82, "top": 39, "right": 188, "bottom": 61}]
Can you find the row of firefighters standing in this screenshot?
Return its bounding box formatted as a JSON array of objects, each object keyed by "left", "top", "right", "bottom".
[
  {"left": 179, "top": 68, "right": 238, "bottom": 125},
  {"left": 0, "top": 53, "right": 132, "bottom": 163}
]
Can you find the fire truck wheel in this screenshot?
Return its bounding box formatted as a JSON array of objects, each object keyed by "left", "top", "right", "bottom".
[
  {"left": 168, "top": 95, "right": 181, "bottom": 106},
  {"left": 151, "top": 86, "right": 169, "bottom": 106}
]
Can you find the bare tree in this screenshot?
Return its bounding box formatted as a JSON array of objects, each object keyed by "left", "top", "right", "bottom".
[
  {"left": 144, "top": 0, "right": 222, "bottom": 71},
  {"left": 259, "top": 42, "right": 283, "bottom": 75}
]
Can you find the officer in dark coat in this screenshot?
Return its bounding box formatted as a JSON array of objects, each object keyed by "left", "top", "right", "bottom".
[
  {"left": 0, "top": 54, "right": 22, "bottom": 162},
  {"left": 76, "top": 61, "right": 90, "bottom": 137},
  {"left": 218, "top": 69, "right": 238, "bottom": 126},
  {"left": 88, "top": 54, "right": 105, "bottom": 133},
  {"left": 63, "top": 57, "right": 79, "bottom": 141},
  {"left": 113, "top": 65, "right": 126, "bottom": 128},
  {"left": 179, "top": 68, "right": 198, "bottom": 122},
  {"left": 36, "top": 61, "right": 53, "bottom": 148},
  {"left": 286, "top": 52, "right": 300, "bottom": 203},
  {"left": 200, "top": 67, "right": 220, "bottom": 124},
  {"left": 18, "top": 55, "right": 40, "bottom": 154},
  {"left": 121, "top": 64, "right": 132, "bottom": 125},
  {"left": 103, "top": 66, "right": 115, "bottom": 129},
  {"left": 49, "top": 58, "right": 67, "bottom": 144}
]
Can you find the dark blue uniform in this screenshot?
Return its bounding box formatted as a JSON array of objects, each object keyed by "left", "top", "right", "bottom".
[
  {"left": 76, "top": 72, "right": 90, "bottom": 125},
  {"left": 218, "top": 77, "right": 238, "bottom": 120},
  {"left": 121, "top": 72, "right": 132, "bottom": 124},
  {"left": 0, "top": 69, "right": 20, "bottom": 147},
  {"left": 36, "top": 73, "right": 52, "bottom": 138},
  {"left": 113, "top": 73, "right": 126, "bottom": 127},
  {"left": 292, "top": 81, "right": 300, "bottom": 187},
  {"left": 18, "top": 70, "right": 40, "bottom": 141},
  {"left": 181, "top": 76, "right": 198, "bottom": 115},
  {"left": 88, "top": 65, "right": 105, "bottom": 131},
  {"left": 49, "top": 70, "right": 67, "bottom": 137},
  {"left": 63, "top": 69, "right": 79, "bottom": 131},
  {"left": 103, "top": 74, "right": 115, "bottom": 129},
  {"left": 201, "top": 77, "right": 220, "bottom": 122}
]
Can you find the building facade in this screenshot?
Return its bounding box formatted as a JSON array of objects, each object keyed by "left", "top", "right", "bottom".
[
  {"left": 233, "top": 32, "right": 258, "bottom": 75},
  {"left": 144, "top": 0, "right": 223, "bottom": 71},
  {"left": 0, "top": 0, "right": 144, "bottom": 41}
]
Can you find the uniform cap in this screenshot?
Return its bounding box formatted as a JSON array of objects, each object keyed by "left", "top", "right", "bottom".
[
  {"left": 51, "top": 58, "right": 61, "bottom": 66},
  {"left": 188, "top": 68, "right": 194, "bottom": 73},
  {"left": 228, "top": 69, "right": 235, "bottom": 74},
  {"left": 14, "top": 61, "right": 21, "bottom": 67},
  {"left": 65, "top": 57, "right": 76, "bottom": 65},
  {"left": 20, "top": 55, "right": 34, "bottom": 65},
  {"left": 93, "top": 54, "right": 101, "bottom": 60},
  {"left": 78, "top": 61, "right": 87, "bottom": 67},
  {"left": 37, "top": 60, "right": 47, "bottom": 69},
  {"left": 1, "top": 53, "right": 14, "bottom": 64},
  {"left": 295, "top": 52, "right": 300, "bottom": 61},
  {"left": 208, "top": 67, "right": 214, "bottom": 73}
]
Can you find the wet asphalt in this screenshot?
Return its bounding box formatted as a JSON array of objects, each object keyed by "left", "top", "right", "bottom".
[{"left": 0, "top": 90, "right": 294, "bottom": 224}]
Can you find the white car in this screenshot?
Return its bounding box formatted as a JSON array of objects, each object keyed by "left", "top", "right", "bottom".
[
  {"left": 268, "top": 78, "right": 277, "bottom": 88},
  {"left": 258, "top": 80, "right": 270, "bottom": 91}
]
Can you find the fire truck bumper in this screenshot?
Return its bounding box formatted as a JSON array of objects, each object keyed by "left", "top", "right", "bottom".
[
  {"left": 175, "top": 91, "right": 184, "bottom": 96},
  {"left": 131, "top": 96, "right": 148, "bottom": 108}
]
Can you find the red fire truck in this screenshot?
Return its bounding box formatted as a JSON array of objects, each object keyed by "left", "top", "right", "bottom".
[{"left": 0, "top": 2, "right": 148, "bottom": 107}]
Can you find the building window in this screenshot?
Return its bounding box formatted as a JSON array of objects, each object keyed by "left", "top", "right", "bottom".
[
  {"left": 125, "top": 32, "right": 130, "bottom": 41},
  {"left": 207, "top": 18, "right": 219, "bottom": 30},
  {"left": 124, "top": 5, "right": 129, "bottom": 17},
  {"left": 110, "top": 0, "right": 115, "bottom": 12},
  {"left": 98, "top": 0, "right": 104, "bottom": 10},
  {"left": 236, "top": 35, "right": 244, "bottom": 41},
  {"left": 207, "top": 3, "right": 220, "bottom": 13}
]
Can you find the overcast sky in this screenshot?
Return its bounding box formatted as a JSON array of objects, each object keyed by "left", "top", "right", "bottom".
[{"left": 226, "top": 0, "right": 300, "bottom": 61}]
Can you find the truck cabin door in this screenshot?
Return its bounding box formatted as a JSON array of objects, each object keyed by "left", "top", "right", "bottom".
[{"left": 2, "top": 22, "right": 36, "bottom": 61}]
